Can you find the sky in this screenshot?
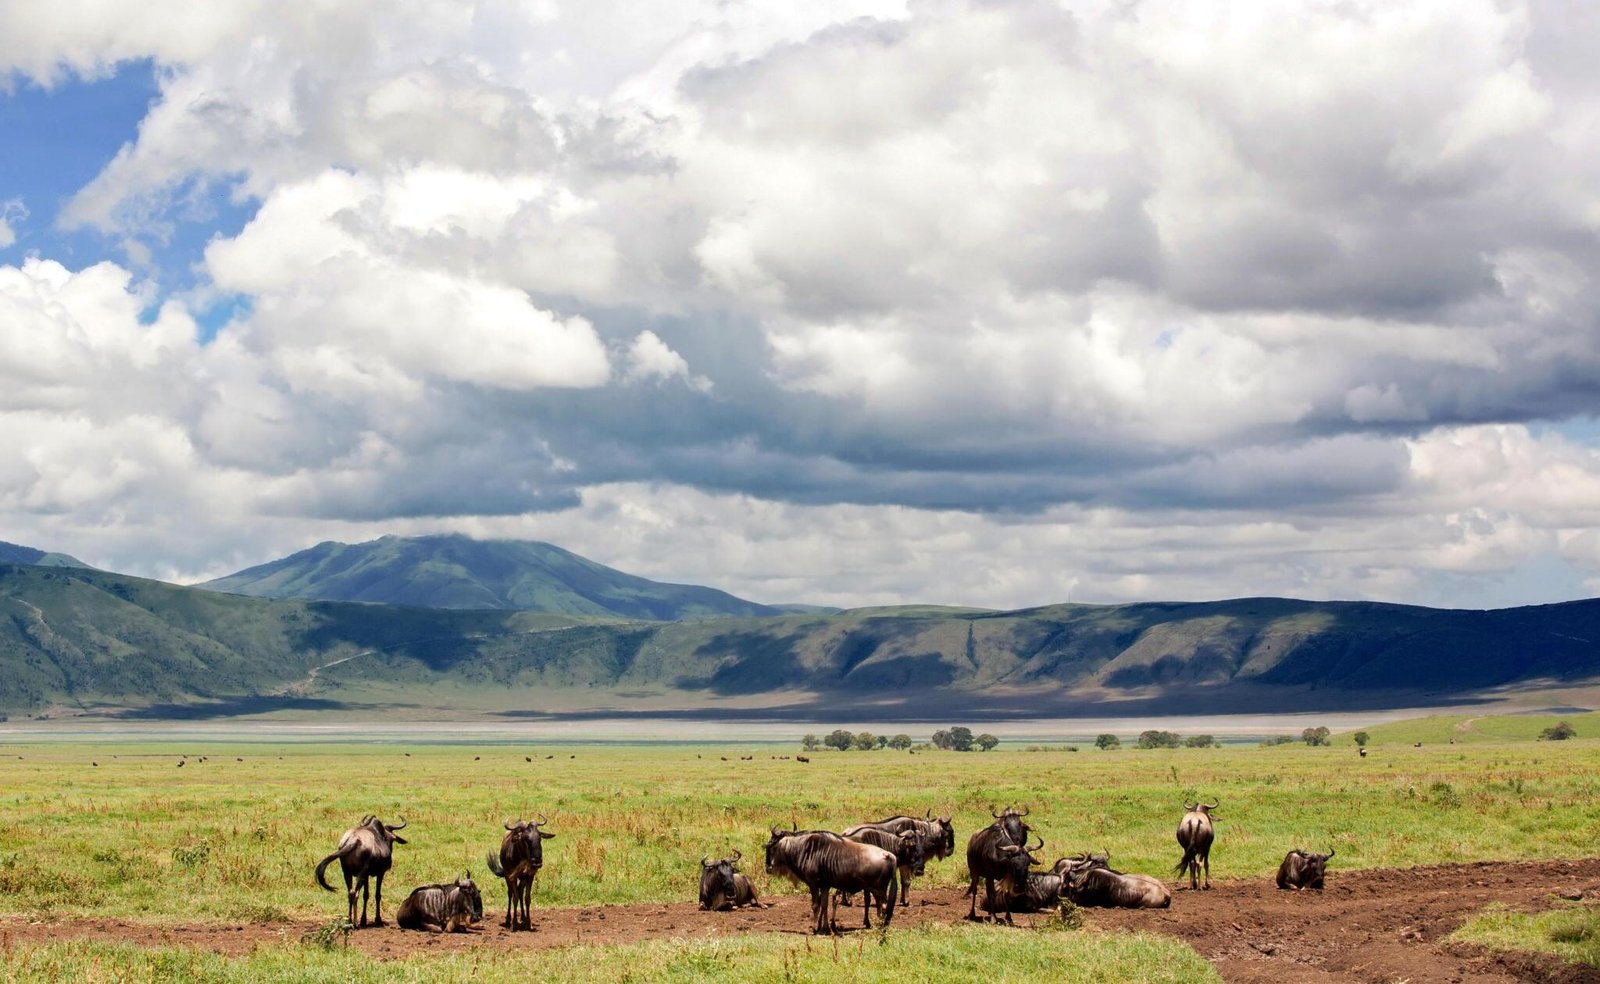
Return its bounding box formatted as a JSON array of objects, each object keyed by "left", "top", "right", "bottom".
[{"left": 2, "top": 0, "right": 1600, "bottom": 611}]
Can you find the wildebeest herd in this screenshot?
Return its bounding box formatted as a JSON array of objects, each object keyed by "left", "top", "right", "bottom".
[{"left": 314, "top": 798, "right": 1335, "bottom": 935}]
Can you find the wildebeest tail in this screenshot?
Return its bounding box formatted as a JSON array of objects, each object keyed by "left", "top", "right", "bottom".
[
  {"left": 1174, "top": 845, "right": 1199, "bottom": 875},
  {"left": 486, "top": 852, "right": 506, "bottom": 878},
  {"left": 881, "top": 869, "right": 898, "bottom": 927},
  {"left": 314, "top": 850, "right": 344, "bottom": 892}
]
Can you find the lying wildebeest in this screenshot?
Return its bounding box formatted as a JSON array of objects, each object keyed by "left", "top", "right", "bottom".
[
  {"left": 1063, "top": 852, "right": 1172, "bottom": 908},
  {"left": 1276, "top": 849, "right": 1334, "bottom": 890},
  {"left": 487, "top": 814, "right": 555, "bottom": 930},
  {"left": 979, "top": 833, "right": 1053, "bottom": 915},
  {"left": 837, "top": 826, "right": 925, "bottom": 913},
  {"left": 965, "top": 805, "right": 1030, "bottom": 922},
  {"left": 1175, "top": 800, "right": 1217, "bottom": 890},
  {"left": 698, "top": 850, "right": 766, "bottom": 910},
  {"left": 843, "top": 811, "right": 955, "bottom": 905},
  {"left": 396, "top": 872, "right": 484, "bottom": 932},
  {"left": 315, "top": 814, "right": 408, "bottom": 927},
  {"left": 764, "top": 825, "right": 898, "bottom": 934}
]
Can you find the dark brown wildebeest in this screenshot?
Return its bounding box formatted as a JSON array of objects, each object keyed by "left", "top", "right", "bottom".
[
  {"left": 964, "top": 806, "right": 1032, "bottom": 923},
  {"left": 1175, "top": 800, "right": 1217, "bottom": 890},
  {"left": 796, "top": 755, "right": 810, "bottom": 763},
  {"left": 1063, "top": 853, "right": 1171, "bottom": 908},
  {"left": 763, "top": 826, "right": 898, "bottom": 934},
  {"left": 843, "top": 812, "right": 952, "bottom": 904},
  {"left": 396, "top": 872, "right": 484, "bottom": 932},
  {"left": 1276, "top": 849, "right": 1334, "bottom": 890},
  {"left": 837, "top": 826, "right": 924, "bottom": 914},
  {"left": 1359, "top": 747, "right": 1368, "bottom": 758},
  {"left": 698, "top": 850, "right": 766, "bottom": 910},
  {"left": 486, "top": 814, "right": 554, "bottom": 930},
  {"left": 315, "top": 814, "right": 408, "bottom": 927}
]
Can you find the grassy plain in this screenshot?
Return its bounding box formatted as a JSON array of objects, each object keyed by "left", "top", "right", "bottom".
[
  {"left": 3, "top": 728, "right": 1600, "bottom": 923},
  {"left": 1449, "top": 902, "right": 1600, "bottom": 969},
  {"left": 1351, "top": 710, "right": 1596, "bottom": 745},
  {"left": 0, "top": 926, "right": 1219, "bottom": 984}
]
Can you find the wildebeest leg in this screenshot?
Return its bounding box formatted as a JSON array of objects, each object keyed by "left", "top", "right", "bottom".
[
  {"left": 344, "top": 871, "right": 357, "bottom": 925},
  {"left": 965, "top": 875, "right": 981, "bottom": 920},
  {"left": 881, "top": 872, "right": 897, "bottom": 929},
  {"left": 373, "top": 870, "right": 386, "bottom": 926},
  {"left": 900, "top": 867, "right": 911, "bottom": 906},
  {"left": 359, "top": 877, "right": 370, "bottom": 928},
  {"left": 812, "top": 887, "right": 829, "bottom": 935},
  {"left": 1202, "top": 851, "right": 1211, "bottom": 890},
  {"left": 986, "top": 877, "right": 999, "bottom": 923}
]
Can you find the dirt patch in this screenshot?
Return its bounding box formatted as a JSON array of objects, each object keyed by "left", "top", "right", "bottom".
[{"left": 3, "top": 859, "right": 1598, "bottom": 982}]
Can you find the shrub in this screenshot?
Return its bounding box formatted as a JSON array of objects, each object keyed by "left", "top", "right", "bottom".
[
  {"left": 1183, "top": 734, "right": 1217, "bottom": 748},
  {"left": 1539, "top": 721, "right": 1576, "bottom": 741},
  {"left": 1095, "top": 734, "right": 1120, "bottom": 750},
  {"left": 1136, "top": 730, "right": 1182, "bottom": 749},
  {"left": 1302, "top": 726, "right": 1332, "bottom": 746},
  {"left": 1353, "top": 731, "right": 1370, "bottom": 747}
]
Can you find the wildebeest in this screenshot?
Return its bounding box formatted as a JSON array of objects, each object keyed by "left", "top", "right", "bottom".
[
  {"left": 965, "top": 805, "right": 1030, "bottom": 922},
  {"left": 843, "top": 811, "right": 953, "bottom": 904},
  {"left": 764, "top": 826, "right": 898, "bottom": 934},
  {"left": 315, "top": 814, "right": 409, "bottom": 927},
  {"left": 796, "top": 755, "right": 810, "bottom": 763},
  {"left": 838, "top": 826, "right": 925, "bottom": 913},
  {"left": 1276, "top": 849, "right": 1334, "bottom": 890},
  {"left": 487, "top": 814, "right": 555, "bottom": 931},
  {"left": 1175, "top": 800, "right": 1217, "bottom": 890},
  {"left": 698, "top": 850, "right": 766, "bottom": 910},
  {"left": 1359, "top": 747, "right": 1368, "bottom": 758},
  {"left": 1063, "top": 853, "right": 1172, "bottom": 908},
  {"left": 396, "top": 872, "right": 484, "bottom": 932}
]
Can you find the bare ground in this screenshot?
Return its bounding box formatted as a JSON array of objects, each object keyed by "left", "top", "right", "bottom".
[{"left": 3, "top": 858, "right": 1598, "bottom": 982}]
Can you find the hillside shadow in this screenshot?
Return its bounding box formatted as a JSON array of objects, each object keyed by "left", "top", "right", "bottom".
[{"left": 114, "top": 695, "right": 372, "bottom": 720}]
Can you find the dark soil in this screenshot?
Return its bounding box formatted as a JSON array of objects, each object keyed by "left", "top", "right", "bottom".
[{"left": 3, "top": 858, "right": 1597, "bottom": 982}]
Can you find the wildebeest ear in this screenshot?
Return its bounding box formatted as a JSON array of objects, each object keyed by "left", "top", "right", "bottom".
[
  {"left": 1000, "top": 845, "right": 1022, "bottom": 855},
  {"left": 538, "top": 830, "right": 555, "bottom": 839},
  {"left": 390, "top": 834, "right": 408, "bottom": 844}
]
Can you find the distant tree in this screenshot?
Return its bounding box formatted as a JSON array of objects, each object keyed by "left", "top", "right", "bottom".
[
  {"left": 1261, "top": 735, "right": 1297, "bottom": 746},
  {"left": 888, "top": 734, "right": 913, "bottom": 751},
  {"left": 875, "top": 734, "right": 890, "bottom": 749},
  {"left": 854, "top": 731, "right": 878, "bottom": 751},
  {"left": 1301, "top": 726, "right": 1332, "bottom": 747},
  {"left": 1540, "top": 721, "right": 1577, "bottom": 741},
  {"left": 931, "top": 729, "right": 953, "bottom": 750},
  {"left": 801, "top": 734, "right": 820, "bottom": 752},
  {"left": 1137, "top": 730, "right": 1182, "bottom": 749},
  {"left": 1095, "top": 734, "right": 1121, "bottom": 750},
  {"left": 976, "top": 733, "right": 1000, "bottom": 752},
  {"left": 1352, "top": 731, "right": 1370, "bottom": 748},
  {"left": 948, "top": 726, "right": 976, "bottom": 752},
  {"left": 1183, "top": 734, "right": 1217, "bottom": 748},
  {"left": 825, "top": 729, "right": 854, "bottom": 751}
]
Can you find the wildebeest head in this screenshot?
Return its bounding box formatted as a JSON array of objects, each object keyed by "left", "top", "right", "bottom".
[
  {"left": 504, "top": 813, "right": 555, "bottom": 864},
  {"left": 989, "top": 805, "right": 1029, "bottom": 844},
  {"left": 999, "top": 834, "right": 1043, "bottom": 890},
  {"left": 364, "top": 814, "right": 408, "bottom": 846},
  {"left": 454, "top": 871, "right": 484, "bottom": 921},
  {"left": 898, "top": 831, "right": 928, "bottom": 876},
  {"left": 1282, "top": 849, "right": 1333, "bottom": 887},
  {"left": 701, "top": 850, "right": 741, "bottom": 904},
  {"left": 764, "top": 824, "right": 798, "bottom": 874},
  {"left": 1182, "top": 800, "right": 1219, "bottom": 820},
  {"left": 930, "top": 812, "right": 956, "bottom": 857}
]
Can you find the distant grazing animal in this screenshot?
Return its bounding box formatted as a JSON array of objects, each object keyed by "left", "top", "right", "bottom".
[
  {"left": 698, "top": 850, "right": 765, "bottom": 910},
  {"left": 396, "top": 873, "right": 483, "bottom": 932},
  {"left": 487, "top": 815, "right": 555, "bottom": 931},
  {"left": 1063, "top": 853, "right": 1171, "bottom": 909},
  {"left": 1359, "top": 747, "right": 1368, "bottom": 758},
  {"left": 1175, "top": 800, "right": 1217, "bottom": 890},
  {"left": 964, "top": 806, "right": 1031, "bottom": 922},
  {"left": 1414, "top": 742, "right": 1422, "bottom": 748},
  {"left": 763, "top": 826, "right": 898, "bottom": 934},
  {"left": 1276, "top": 849, "right": 1334, "bottom": 891},
  {"left": 843, "top": 812, "right": 954, "bottom": 904},
  {"left": 796, "top": 756, "right": 810, "bottom": 763},
  {"left": 315, "top": 815, "right": 409, "bottom": 927}
]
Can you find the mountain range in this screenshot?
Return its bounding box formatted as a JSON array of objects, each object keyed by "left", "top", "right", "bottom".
[{"left": 1, "top": 535, "right": 1598, "bottom": 720}]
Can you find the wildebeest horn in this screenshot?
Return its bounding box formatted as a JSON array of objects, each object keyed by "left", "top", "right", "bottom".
[
  {"left": 505, "top": 819, "right": 518, "bottom": 830},
  {"left": 535, "top": 812, "right": 548, "bottom": 826},
  {"left": 731, "top": 849, "right": 742, "bottom": 862},
  {"left": 990, "top": 805, "right": 1002, "bottom": 818},
  {"left": 1204, "top": 800, "right": 1218, "bottom": 809},
  {"left": 1017, "top": 805, "right": 1029, "bottom": 817},
  {"left": 771, "top": 824, "right": 785, "bottom": 837},
  {"left": 360, "top": 814, "right": 375, "bottom": 826},
  {"left": 388, "top": 816, "right": 407, "bottom": 831},
  {"left": 1326, "top": 849, "right": 1335, "bottom": 859},
  {"left": 1027, "top": 834, "right": 1043, "bottom": 851},
  {"left": 1184, "top": 801, "right": 1196, "bottom": 811},
  {"left": 702, "top": 855, "right": 713, "bottom": 868},
  {"left": 925, "top": 808, "right": 933, "bottom": 819}
]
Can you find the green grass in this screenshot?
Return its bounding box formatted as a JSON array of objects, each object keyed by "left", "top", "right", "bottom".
[
  {"left": 1449, "top": 902, "right": 1600, "bottom": 968},
  {"left": 2, "top": 737, "right": 1600, "bottom": 923},
  {"left": 0, "top": 925, "right": 1218, "bottom": 983},
  {"left": 1349, "top": 711, "right": 1596, "bottom": 746}
]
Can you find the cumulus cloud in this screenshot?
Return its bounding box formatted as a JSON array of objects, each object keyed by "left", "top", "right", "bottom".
[{"left": 3, "top": 0, "right": 1600, "bottom": 607}]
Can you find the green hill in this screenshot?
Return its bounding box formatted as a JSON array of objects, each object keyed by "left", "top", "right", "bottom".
[
  {"left": 199, "top": 534, "right": 785, "bottom": 620},
  {"left": 0, "top": 540, "right": 91, "bottom": 569},
  {"left": 5, "top": 559, "right": 1600, "bottom": 719}
]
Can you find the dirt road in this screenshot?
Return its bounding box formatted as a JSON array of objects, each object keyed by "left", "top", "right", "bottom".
[{"left": 3, "top": 858, "right": 1597, "bottom": 982}]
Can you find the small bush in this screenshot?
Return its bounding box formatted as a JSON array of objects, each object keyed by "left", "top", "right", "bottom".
[{"left": 1539, "top": 721, "right": 1576, "bottom": 741}]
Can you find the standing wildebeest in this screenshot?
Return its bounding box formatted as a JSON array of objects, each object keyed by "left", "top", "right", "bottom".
[
  {"left": 698, "top": 850, "right": 766, "bottom": 910},
  {"left": 1175, "top": 800, "right": 1217, "bottom": 890},
  {"left": 837, "top": 826, "right": 924, "bottom": 914},
  {"left": 764, "top": 826, "right": 898, "bottom": 934},
  {"left": 1276, "top": 849, "right": 1334, "bottom": 890},
  {"left": 396, "top": 872, "right": 484, "bottom": 932},
  {"left": 487, "top": 814, "right": 555, "bottom": 930},
  {"left": 843, "top": 811, "right": 954, "bottom": 905},
  {"left": 314, "top": 814, "right": 408, "bottom": 927},
  {"left": 965, "top": 805, "right": 1030, "bottom": 923},
  {"left": 1063, "top": 853, "right": 1172, "bottom": 909}
]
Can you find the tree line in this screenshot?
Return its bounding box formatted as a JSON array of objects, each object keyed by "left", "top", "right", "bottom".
[{"left": 800, "top": 726, "right": 1001, "bottom": 752}]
